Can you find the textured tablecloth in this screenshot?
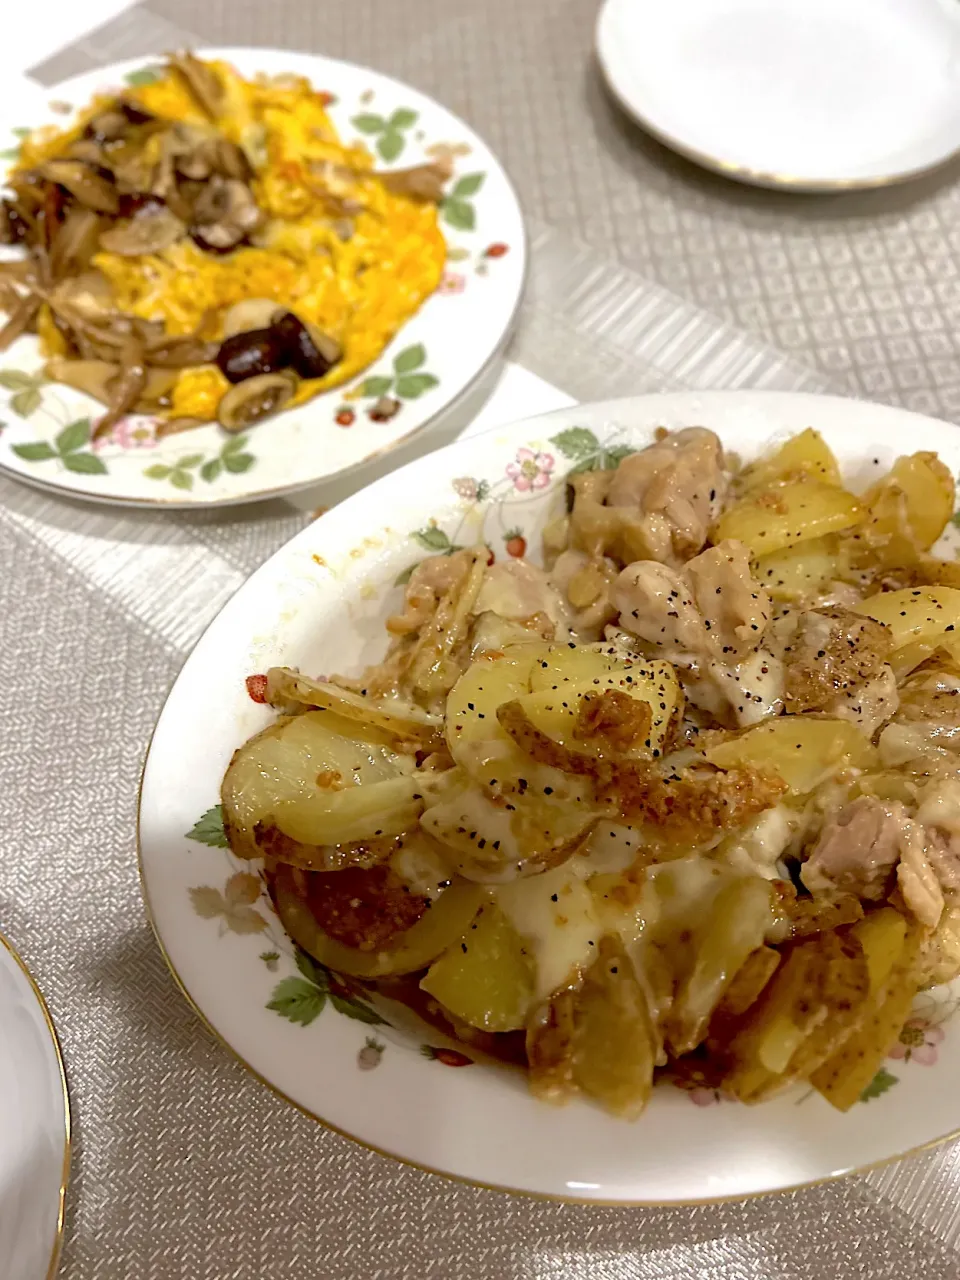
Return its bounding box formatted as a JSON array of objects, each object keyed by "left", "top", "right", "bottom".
[{"left": 6, "top": 3, "right": 960, "bottom": 1276}]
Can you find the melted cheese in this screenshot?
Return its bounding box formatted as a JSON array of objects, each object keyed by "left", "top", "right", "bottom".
[{"left": 496, "top": 865, "right": 600, "bottom": 1001}]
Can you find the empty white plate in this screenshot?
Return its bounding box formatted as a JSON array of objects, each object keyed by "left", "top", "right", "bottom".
[
  {"left": 596, "top": 0, "right": 960, "bottom": 189},
  {"left": 0, "top": 936, "right": 69, "bottom": 1280}
]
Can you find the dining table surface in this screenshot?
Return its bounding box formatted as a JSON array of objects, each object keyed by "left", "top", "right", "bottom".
[{"left": 6, "top": 0, "right": 960, "bottom": 1276}]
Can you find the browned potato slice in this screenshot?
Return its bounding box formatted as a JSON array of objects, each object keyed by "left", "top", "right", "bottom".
[
  {"left": 786, "top": 930, "right": 870, "bottom": 1079},
  {"left": 714, "top": 946, "right": 782, "bottom": 1021},
  {"left": 221, "top": 710, "right": 421, "bottom": 857},
  {"left": 571, "top": 938, "right": 657, "bottom": 1120},
  {"left": 665, "top": 877, "right": 775, "bottom": 1056},
  {"left": 724, "top": 941, "right": 831, "bottom": 1101},
  {"left": 272, "top": 862, "right": 485, "bottom": 978},
  {"left": 811, "top": 924, "right": 923, "bottom": 1111}
]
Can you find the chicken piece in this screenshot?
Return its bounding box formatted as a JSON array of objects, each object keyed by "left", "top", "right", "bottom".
[
  {"left": 612, "top": 560, "right": 708, "bottom": 659},
  {"left": 472, "top": 560, "right": 571, "bottom": 640},
  {"left": 615, "top": 540, "right": 770, "bottom": 665},
  {"left": 387, "top": 549, "right": 478, "bottom": 637},
  {"left": 606, "top": 427, "right": 729, "bottom": 566},
  {"left": 896, "top": 822, "right": 945, "bottom": 930},
  {"left": 683, "top": 541, "right": 772, "bottom": 663},
  {"left": 780, "top": 608, "right": 895, "bottom": 731},
  {"left": 614, "top": 540, "right": 777, "bottom": 726},
  {"left": 801, "top": 796, "right": 907, "bottom": 901}
]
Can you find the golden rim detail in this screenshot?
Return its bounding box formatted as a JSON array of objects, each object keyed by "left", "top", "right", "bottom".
[{"left": 0, "top": 932, "right": 71, "bottom": 1277}]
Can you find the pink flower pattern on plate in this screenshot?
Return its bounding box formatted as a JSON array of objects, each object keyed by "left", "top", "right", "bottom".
[
  {"left": 438, "top": 271, "right": 467, "bottom": 295},
  {"left": 506, "top": 447, "right": 554, "bottom": 492},
  {"left": 92, "top": 416, "right": 158, "bottom": 451},
  {"left": 888, "top": 1017, "right": 944, "bottom": 1066}
]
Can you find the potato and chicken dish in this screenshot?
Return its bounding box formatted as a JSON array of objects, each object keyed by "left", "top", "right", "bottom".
[
  {"left": 222, "top": 424, "right": 960, "bottom": 1117},
  {"left": 0, "top": 53, "right": 446, "bottom": 437}
]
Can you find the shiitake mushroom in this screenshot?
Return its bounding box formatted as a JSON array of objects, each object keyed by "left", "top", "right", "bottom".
[
  {"left": 217, "top": 371, "right": 298, "bottom": 431},
  {"left": 216, "top": 327, "right": 287, "bottom": 383},
  {"left": 271, "top": 310, "right": 342, "bottom": 379},
  {"left": 215, "top": 310, "right": 342, "bottom": 386}
]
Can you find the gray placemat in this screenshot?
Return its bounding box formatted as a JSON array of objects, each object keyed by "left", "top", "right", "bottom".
[{"left": 8, "top": 7, "right": 960, "bottom": 1278}]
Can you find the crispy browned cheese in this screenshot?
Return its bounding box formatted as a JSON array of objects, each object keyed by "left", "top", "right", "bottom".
[
  {"left": 783, "top": 606, "right": 891, "bottom": 714},
  {"left": 573, "top": 687, "right": 653, "bottom": 752},
  {"left": 498, "top": 698, "right": 785, "bottom": 834},
  {"left": 780, "top": 890, "right": 865, "bottom": 940},
  {"left": 254, "top": 823, "right": 402, "bottom": 874},
  {"left": 614, "top": 763, "right": 787, "bottom": 833},
  {"left": 299, "top": 865, "right": 428, "bottom": 952}
]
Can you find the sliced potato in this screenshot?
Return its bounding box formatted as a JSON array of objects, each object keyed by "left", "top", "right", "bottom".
[
  {"left": 811, "top": 924, "right": 923, "bottom": 1111},
  {"left": 854, "top": 585, "right": 960, "bottom": 655},
  {"left": 859, "top": 452, "right": 956, "bottom": 566},
  {"left": 852, "top": 906, "right": 907, "bottom": 995},
  {"left": 753, "top": 534, "right": 849, "bottom": 604},
  {"left": 665, "top": 876, "right": 775, "bottom": 1056},
  {"left": 707, "top": 946, "right": 781, "bottom": 1046},
  {"left": 785, "top": 930, "right": 870, "bottom": 1079},
  {"left": 503, "top": 660, "right": 682, "bottom": 765},
  {"left": 712, "top": 480, "right": 862, "bottom": 559},
  {"left": 445, "top": 649, "right": 540, "bottom": 775},
  {"left": 529, "top": 641, "right": 641, "bottom": 693},
  {"left": 420, "top": 902, "right": 534, "bottom": 1032},
  {"left": 265, "top": 667, "right": 443, "bottom": 745},
  {"left": 571, "top": 937, "right": 657, "bottom": 1119},
  {"left": 724, "top": 942, "right": 828, "bottom": 1101},
  {"left": 273, "top": 862, "right": 486, "bottom": 978},
  {"left": 221, "top": 710, "right": 417, "bottom": 858},
  {"left": 738, "top": 428, "right": 842, "bottom": 494},
  {"left": 704, "top": 717, "right": 878, "bottom": 795}
]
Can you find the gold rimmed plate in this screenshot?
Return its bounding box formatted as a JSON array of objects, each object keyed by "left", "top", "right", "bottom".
[
  {"left": 596, "top": 0, "right": 960, "bottom": 191},
  {"left": 0, "top": 933, "right": 70, "bottom": 1278},
  {"left": 139, "top": 390, "right": 960, "bottom": 1202},
  {"left": 0, "top": 48, "right": 525, "bottom": 508}
]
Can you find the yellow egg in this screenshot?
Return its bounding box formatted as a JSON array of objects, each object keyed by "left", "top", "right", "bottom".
[{"left": 23, "top": 57, "right": 447, "bottom": 423}]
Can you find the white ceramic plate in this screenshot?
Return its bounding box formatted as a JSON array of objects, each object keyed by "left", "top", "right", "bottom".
[
  {"left": 0, "top": 935, "right": 69, "bottom": 1279},
  {"left": 596, "top": 0, "right": 960, "bottom": 190},
  {"left": 0, "top": 48, "right": 525, "bottom": 507},
  {"left": 139, "top": 390, "right": 960, "bottom": 1202}
]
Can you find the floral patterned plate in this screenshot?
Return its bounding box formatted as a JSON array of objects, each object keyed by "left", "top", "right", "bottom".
[
  {"left": 139, "top": 391, "right": 960, "bottom": 1202},
  {"left": 0, "top": 48, "right": 525, "bottom": 508}
]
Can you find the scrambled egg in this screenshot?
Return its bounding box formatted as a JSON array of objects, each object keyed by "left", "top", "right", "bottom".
[{"left": 24, "top": 60, "right": 446, "bottom": 422}]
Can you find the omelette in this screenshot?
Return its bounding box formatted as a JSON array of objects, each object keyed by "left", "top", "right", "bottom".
[{"left": 1, "top": 52, "right": 447, "bottom": 436}]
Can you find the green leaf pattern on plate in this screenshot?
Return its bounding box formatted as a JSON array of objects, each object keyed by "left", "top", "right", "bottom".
[
  {"left": 268, "top": 947, "right": 386, "bottom": 1028},
  {"left": 11, "top": 413, "right": 106, "bottom": 474},
  {"left": 351, "top": 104, "right": 419, "bottom": 162},
  {"left": 185, "top": 805, "right": 229, "bottom": 848},
  {"left": 441, "top": 172, "right": 485, "bottom": 232},
  {"left": 355, "top": 345, "right": 440, "bottom": 407},
  {"left": 145, "top": 435, "right": 256, "bottom": 490}
]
